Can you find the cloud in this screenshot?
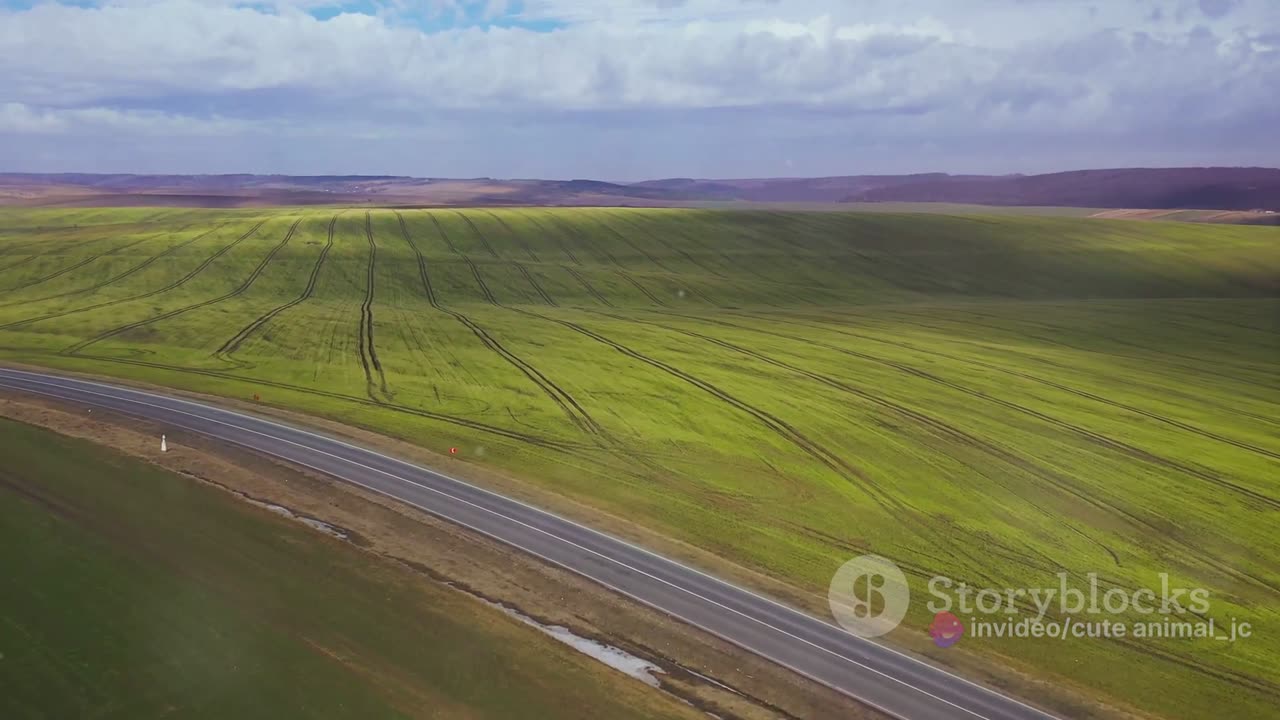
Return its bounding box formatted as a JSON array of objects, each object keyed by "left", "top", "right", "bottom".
[
  {"left": 0, "top": 102, "right": 257, "bottom": 135},
  {"left": 0, "top": 0, "right": 1276, "bottom": 176},
  {"left": 1198, "top": 0, "right": 1242, "bottom": 19}
]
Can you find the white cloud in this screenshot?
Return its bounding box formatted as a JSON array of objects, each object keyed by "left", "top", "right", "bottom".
[
  {"left": 0, "top": 102, "right": 258, "bottom": 135},
  {"left": 1, "top": 1, "right": 1271, "bottom": 114},
  {"left": 0, "top": 0, "right": 1276, "bottom": 175}
]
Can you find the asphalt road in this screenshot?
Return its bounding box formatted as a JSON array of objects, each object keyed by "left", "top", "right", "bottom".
[{"left": 0, "top": 367, "right": 1059, "bottom": 720}]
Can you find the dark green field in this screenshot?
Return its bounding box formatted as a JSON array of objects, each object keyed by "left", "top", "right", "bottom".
[
  {"left": 1, "top": 206, "right": 1277, "bottom": 718},
  {"left": 0, "top": 418, "right": 699, "bottom": 720}
]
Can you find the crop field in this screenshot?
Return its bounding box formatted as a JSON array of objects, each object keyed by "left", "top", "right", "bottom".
[
  {"left": 0, "top": 418, "right": 699, "bottom": 720},
  {"left": 0, "top": 206, "right": 1277, "bottom": 719}
]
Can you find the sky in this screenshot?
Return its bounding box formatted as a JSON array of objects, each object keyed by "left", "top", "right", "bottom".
[{"left": 0, "top": 0, "right": 1277, "bottom": 179}]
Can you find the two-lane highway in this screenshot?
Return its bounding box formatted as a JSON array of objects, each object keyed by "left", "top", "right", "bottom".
[{"left": 0, "top": 367, "right": 1057, "bottom": 720}]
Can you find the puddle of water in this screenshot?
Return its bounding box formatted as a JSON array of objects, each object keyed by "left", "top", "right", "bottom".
[
  {"left": 247, "top": 499, "right": 349, "bottom": 540},
  {"left": 484, "top": 600, "right": 665, "bottom": 687},
  {"left": 224, "top": 485, "right": 726, "bottom": 715}
]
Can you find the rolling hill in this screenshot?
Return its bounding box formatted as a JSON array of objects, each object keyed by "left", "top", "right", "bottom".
[
  {"left": 2, "top": 168, "right": 1277, "bottom": 212},
  {"left": 0, "top": 206, "right": 1277, "bottom": 719}
]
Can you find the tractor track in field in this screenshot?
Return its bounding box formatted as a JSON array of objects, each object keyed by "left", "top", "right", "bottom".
[
  {"left": 64, "top": 350, "right": 580, "bottom": 450},
  {"left": 395, "top": 212, "right": 602, "bottom": 437},
  {"left": 789, "top": 308, "right": 1280, "bottom": 427},
  {"left": 770, "top": 313, "right": 1280, "bottom": 462},
  {"left": 505, "top": 307, "right": 906, "bottom": 514},
  {"left": 468, "top": 259, "right": 498, "bottom": 304},
  {"left": 933, "top": 306, "right": 1276, "bottom": 374},
  {"left": 893, "top": 334, "right": 1280, "bottom": 461},
  {"left": 513, "top": 262, "right": 557, "bottom": 306},
  {"left": 1175, "top": 308, "right": 1279, "bottom": 335},
  {"left": 428, "top": 214, "right": 497, "bottom": 304},
  {"left": 482, "top": 211, "right": 540, "bottom": 262},
  {"left": 0, "top": 253, "right": 40, "bottom": 275},
  {"left": 633, "top": 311, "right": 1280, "bottom": 596},
  {"left": 783, "top": 308, "right": 1280, "bottom": 458},
  {"left": 419, "top": 215, "right": 688, "bottom": 477},
  {"left": 565, "top": 266, "right": 612, "bottom": 307},
  {"left": 542, "top": 213, "right": 623, "bottom": 268},
  {"left": 65, "top": 219, "right": 300, "bottom": 356},
  {"left": 0, "top": 222, "right": 260, "bottom": 331},
  {"left": 602, "top": 210, "right": 801, "bottom": 299},
  {"left": 578, "top": 219, "right": 727, "bottom": 304},
  {"left": 598, "top": 211, "right": 723, "bottom": 278},
  {"left": 0, "top": 235, "right": 59, "bottom": 268},
  {"left": 216, "top": 215, "right": 338, "bottom": 362},
  {"left": 509, "top": 307, "right": 1005, "bottom": 578},
  {"left": 604, "top": 309, "right": 1133, "bottom": 566},
  {"left": 763, "top": 210, "right": 857, "bottom": 254},
  {"left": 0, "top": 228, "right": 123, "bottom": 265},
  {"left": 1107, "top": 631, "right": 1280, "bottom": 700},
  {"left": 0, "top": 224, "right": 213, "bottom": 311},
  {"left": 718, "top": 309, "right": 1280, "bottom": 512},
  {"left": 0, "top": 235, "right": 140, "bottom": 293},
  {"left": 360, "top": 212, "right": 390, "bottom": 401},
  {"left": 755, "top": 212, "right": 823, "bottom": 254},
  {"left": 426, "top": 212, "right": 463, "bottom": 255},
  {"left": 885, "top": 307, "right": 1280, "bottom": 393},
  {"left": 617, "top": 270, "right": 664, "bottom": 306},
  {"left": 644, "top": 308, "right": 1280, "bottom": 593},
  {"left": 520, "top": 213, "right": 582, "bottom": 265},
  {"left": 453, "top": 211, "right": 501, "bottom": 258},
  {"left": 579, "top": 212, "right": 677, "bottom": 273},
  {"left": 679, "top": 281, "right": 718, "bottom": 307}
]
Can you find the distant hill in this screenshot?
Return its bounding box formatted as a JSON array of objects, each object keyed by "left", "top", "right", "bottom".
[
  {"left": 634, "top": 173, "right": 990, "bottom": 203},
  {"left": 0, "top": 168, "right": 1276, "bottom": 212},
  {"left": 845, "top": 167, "right": 1280, "bottom": 210}
]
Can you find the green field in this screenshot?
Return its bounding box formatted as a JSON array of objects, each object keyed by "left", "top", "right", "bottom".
[
  {"left": 1, "top": 206, "right": 1277, "bottom": 718},
  {"left": 0, "top": 418, "right": 699, "bottom": 720}
]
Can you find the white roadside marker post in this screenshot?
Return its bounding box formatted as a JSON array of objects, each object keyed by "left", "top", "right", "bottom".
[{"left": 161, "top": 434, "right": 167, "bottom": 453}]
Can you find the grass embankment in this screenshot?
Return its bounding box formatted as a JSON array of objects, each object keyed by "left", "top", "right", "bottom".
[
  {"left": 0, "top": 418, "right": 697, "bottom": 720},
  {"left": 0, "top": 206, "right": 1277, "bottom": 718}
]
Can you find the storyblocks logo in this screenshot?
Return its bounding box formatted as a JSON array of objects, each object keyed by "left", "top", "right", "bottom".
[
  {"left": 827, "top": 555, "right": 911, "bottom": 638},
  {"left": 828, "top": 557, "right": 1252, "bottom": 647}
]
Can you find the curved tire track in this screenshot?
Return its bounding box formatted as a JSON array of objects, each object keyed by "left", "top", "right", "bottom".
[
  {"left": 0, "top": 247, "right": 45, "bottom": 274},
  {"left": 0, "top": 222, "right": 256, "bottom": 331},
  {"left": 0, "top": 234, "right": 149, "bottom": 293},
  {"left": 453, "top": 211, "right": 500, "bottom": 258},
  {"left": 736, "top": 310, "right": 1280, "bottom": 510},
  {"left": 649, "top": 309, "right": 1280, "bottom": 593},
  {"left": 0, "top": 224, "right": 214, "bottom": 311},
  {"left": 599, "top": 210, "right": 724, "bottom": 278},
  {"left": 67, "top": 351, "right": 580, "bottom": 450},
  {"left": 360, "top": 212, "right": 390, "bottom": 400},
  {"left": 505, "top": 307, "right": 902, "bottom": 512},
  {"left": 65, "top": 219, "right": 297, "bottom": 355},
  {"left": 514, "top": 262, "right": 557, "bottom": 306},
  {"left": 541, "top": 213, "right": 622, "bottom": 268},
  {"left": 566, "top": 266, "right": 612, "bottom": 307},
  {"left": 482, "top": 210, "right": 541, "bottom": 262},
  {"left": 579, "top": 212, "right": 677, "bottom": 273},
  {"left": 612, "top": 309, "right": 1130, "bottom": 566},
  {"left": 429, "top": 214, "right": 497, "bottom": 305},
  {"left": 521, "top": 212, "right": 582, "bottom": 265},
  {"left": 395, "top": 211, "right": 601, "bottom": 436},
  {"left": 216, "top": 215, "right": 338, "bottom": 362},
  {"left": 618, "top": 270, "right": 664, "bottom": 306}
]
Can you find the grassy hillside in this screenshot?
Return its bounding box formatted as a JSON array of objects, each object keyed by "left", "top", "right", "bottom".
[
  {"left": 1, "top": 206, "right": 1277, "bottom": 719},
  {"left": 0, "top": 418, "right": 699, "bottom": 720}
]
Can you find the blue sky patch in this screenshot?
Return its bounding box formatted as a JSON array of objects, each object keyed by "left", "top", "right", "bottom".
[{"left": 310, "top": 0, "right": 564, "bottom": 33}]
